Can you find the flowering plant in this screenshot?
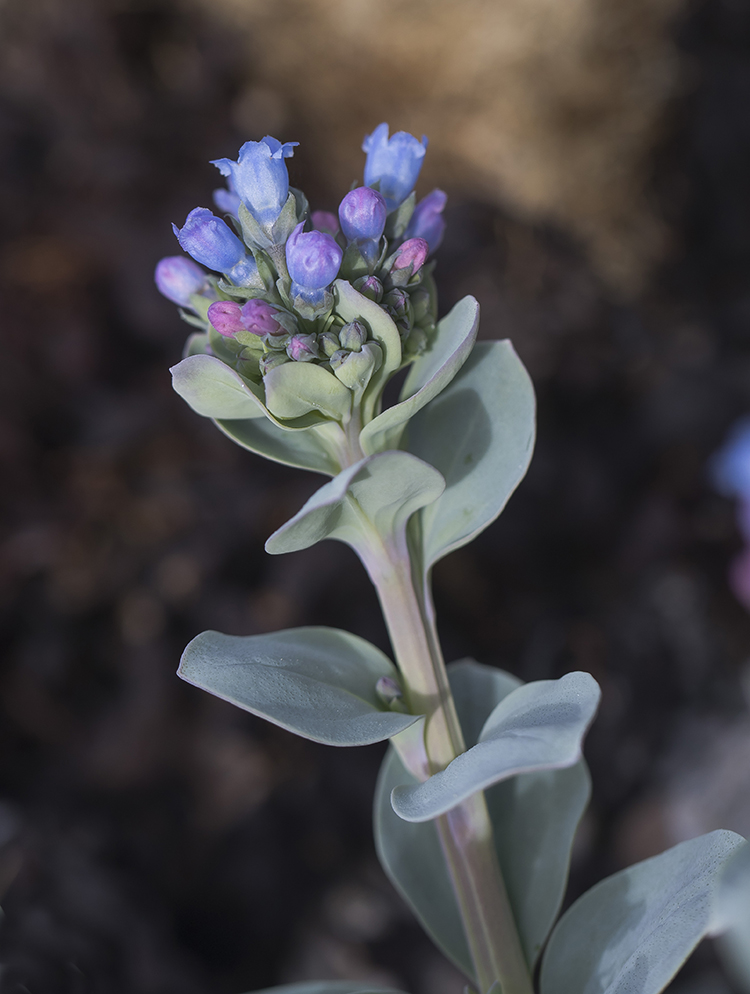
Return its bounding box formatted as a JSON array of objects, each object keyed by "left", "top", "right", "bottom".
[{"left": 157, "top": 125, "right": 750, "bottom": 994}]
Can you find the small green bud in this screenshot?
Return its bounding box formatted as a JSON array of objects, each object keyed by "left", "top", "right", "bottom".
[
  {"left": 409, "top": 286, "right": 432, "bottom": 324},
  {"left": 338, "top": 320, "right": 367, "bottom": 352},
  {"left": 318, "top": 331, "right": 341, "bottom": 358},
  {"left": 332, "top": 341, "right": 382, "bottom": 392},
  {"left": 259, "top": 352, "right": 291, "bottom": 375},
  {"left": 287, "top": 333, "right": 321, "bottom": 362},
  {"left": 352, "top": 274, "right": 384, "bottom": 303}
]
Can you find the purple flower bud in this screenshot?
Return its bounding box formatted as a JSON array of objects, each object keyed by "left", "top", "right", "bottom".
[
  {"left": 207, "top": 300, "right": 245, "bottom": 337},
  {"left": 286, "top": 222, "right": 343, "bottom": 291},
  {"left": 287, "top": 333, "right": 320, "bottom": 362},
  {"left": 240, "top": 298, "right": 283, "bottom": 336},
  {"left": 311, "top": 211, "right": 340, "bottom": 236},
  {"left": 211, "top": 136, "right": 298, "bottom": 227},
  {"left": 404, "top": 189, "right": 447, "bottom": 252},
  {"left": 393, "top": 237, "right": 428, "bottom": 274},
  {"left": 362, "top": 123, "right": 428, "bottom": 209},
  {"left": 338, "top": 187, "right": 387, "bottom": 243},
  {"left": 154, "top": 256, "right": 207, "bottom": 306},
  {"left": 172, "top": 207, "right": 247, "bottom": 275},
  {"left": 353, "top": 275, "right": 383, "bottom": 302}
]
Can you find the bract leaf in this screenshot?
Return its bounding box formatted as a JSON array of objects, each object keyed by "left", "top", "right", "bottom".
[
  {"left": 263, "top": 360, "right": 352, "bottom": 422},
  {"left": 334, "top": 280, "right": 402, "bottom": 421},
  {"left": 406, "top": 340, "right": 535, "bottom": 569},
  {"left": 360, "top": 296, "right": 479, "bottom": 456},
  {"left": 540, "top": 830, "right": 747, "bottom": 994},
  {"left": 245, "top": 984, "right": 406, "bottom": 994},
  {"left": 171, "top": 354, "right": 266, "bottom": 420},
  {"left": 390, "top": 671, "right": 600, "bottom": 822},
  {"left": 215, "top": 418, "right": 343, "bottom": 476},
  {"left": 374, "top": 660, "right": 593, "bottom": 975},
  {"left": 715, "top": 841, "right": 750, "bottom": 993},
  {"left": 265, "top": 451, "right": 444, "bottom": 567},
  {"left": 178, "top": 627, "right": 420, "bottom": 746}
]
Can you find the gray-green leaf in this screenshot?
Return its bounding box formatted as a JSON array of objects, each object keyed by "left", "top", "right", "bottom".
[
  {"left": 715, "top": 841, "right": 750, "bottom": 993},
  {"left": 406, "top": 340, "right": 535, "bottom": 569},
  {"left": 178, "top": 627, "right": 420, "bottom": 746},
  {"left": 540, "top": 830, "right": 747, "bottom": 994},
  {"left": 265, "top": 452, "right": 444, "bottom": 569},
  {"left": 374, "top": 660, "right": 592, "bottom": 976},
  {"left": 171, "top": 354, "right": 266, "bottom": 420},
  {"left": 215, "top": 418, "right": 343, "bottom": 476},
  {"left": 390, "top": 671, "right": 599, "bottom": 822},
  {"left": 359, "top": 295, "right": 479, "bottom": 456}
]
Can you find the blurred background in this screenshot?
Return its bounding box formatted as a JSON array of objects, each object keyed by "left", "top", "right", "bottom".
[{"left": 1, "top": 0, "right": 750, "bottom": 990}]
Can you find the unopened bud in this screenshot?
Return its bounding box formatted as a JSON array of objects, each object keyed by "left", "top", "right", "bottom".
[
  {"left": 383, "top": 288, "right": 410, "bottom": 321},
  {"left": 286, "top": 222, "right": 343, "bottom": 292},
  {"left": 207, "top": 300, "right": 244, "bottom": 337},
  {"left": 241, "top": 298, "right": 283, "bottom": 336},
  {"left": 409, "top": 286, "right": 432, "bottom": 323},
  {"left": 332, "top": 342, "right": 382, "bottom": 392},
  {"left": 393, "top": 237, "right": 428, "bottom": 275},
  {"left": 339, "top": 321, "right": 367, "bottom": 352},
  {"left": 155, "top": 256, "right": 207, "bottom": 306},
  {"left": 260, "top": 352, "right": 291, "bottom": 375},
  {"left": 311, "top": 210, "right": 339, "bottom": 236},
  {"left": 287, "top": 333, "right": 321, "bottom": 362},
  {"left": 318, "top": 331, "right": 341, "bottom": 358},
  {"left": 353, "top": 275, "right": 383, "bottom": 303}
]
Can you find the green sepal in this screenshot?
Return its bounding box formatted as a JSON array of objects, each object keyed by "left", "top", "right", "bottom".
[
  {"left": 238, "top": 201, "right": 273, "bottom": 251},
  {"left": 270, "top": 190, "right": 300, "bottom": 245},
  {"left": 216, "top": 280, "right": 268, "bottom": 300},
  {"left": 178, "top": 308, "right": 208, "bottom": 330},
  {"left": 289, "top": 185, "right": 310, "bottom": 223},
  {"left": 385, "top": 191, "right": 416, "bottom": 241},
  {"left": 183, "top": 332, "right": 210, "bottom": 357}
]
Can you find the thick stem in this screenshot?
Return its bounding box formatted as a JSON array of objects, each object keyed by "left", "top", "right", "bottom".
[{"left": 367, "top": 545, "right": 533, "bottom": 994}]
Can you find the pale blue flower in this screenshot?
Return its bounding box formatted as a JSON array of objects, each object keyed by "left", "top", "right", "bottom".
[
  {"left": 211, "top": 136, "right": 298, "bottom": 227},
  {"left": 362, "top": 123, "right": 427, "bottom": 209}
]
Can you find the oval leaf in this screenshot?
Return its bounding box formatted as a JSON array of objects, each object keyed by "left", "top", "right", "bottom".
[
  {"left": 540, "top": 830, "right": 747, "bottom": 994},
  {"left": 171, "top": 354, "right": 266, "bottom": 420},
  {"left": 715, "top": 842, "right": 750, "bottom": 992},
  {"left": 391, "top": 671, "right": 600, "bottom": 822},
  {"left": 406, "top": 340, "right": 536, "bottom": 569},
  {"left": 215, "top": 418, "right": 343, "bottom": 476},
  {"left": 178, "top": 627, "right": 419, "bottom": 746},
  {"left": 360, "top": 296, "right": 479, "bottom": 456},
  {"left": 265, "top": 452, "right": 444, "bottom": 566},
  {"left": 264, "top": 361, "right": 352, "bottom": 422},
  {"left": 374, "top": 660, "right": 592, "bottom": 975},
  {"left": 334, "top": 280, "right": 402, "bottom": 421}
]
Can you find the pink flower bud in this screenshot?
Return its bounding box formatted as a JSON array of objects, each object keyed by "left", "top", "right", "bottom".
[
  {"left": 207, "top": 300, "right": 244, "bottom": 337},
  {"left": 311, "top": 211, "right": 340, "bottom": 236},
  {"left": 240, "top": 298, "right": 283, "bottom": 336},
  {"left": 393, "top": 237, "right": 429, "bottom": 274}
]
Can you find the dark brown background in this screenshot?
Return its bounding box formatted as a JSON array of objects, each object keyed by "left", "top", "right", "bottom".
[{"left": 1, "top": 0, "right": 750, "bottom": 992}]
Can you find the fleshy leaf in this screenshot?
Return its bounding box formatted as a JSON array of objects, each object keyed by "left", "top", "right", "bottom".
[
  {"left": 333, "top": 280, "right": 402, "bottom": 422},
  {"left": 390, "top": 671, "right": 600, "bottom": 822},
  {"left": 215, "top": 418, "right": 343, "bottom": 476},
  {"left": 715, "top": 841, "right": 750, "bottom": 992},
  {"left": 406, "top": 340, "right": 535, "bottom": 569},
  {"left": 374, "top": 660, "right": 592, "bottom": 976},
  {"left": 263, "top": 360, "right": 352, "bottom": 422},
  {"left": 540, "top": 830, "right": 747, "bottom": 994},
  {"left": 171, "top": 354, "right": 266, "bottom": 420},
  {"left": 245, "top": 985, "right": 406, "bottom": 994},
  {"left": 265, "top": 452, "right": 445, "bottom": 568},
  {"left": 178, "top": 627, "right": 420, "bottom": 746},
  {"left": 360, "top": 296, "right": 479, "bottom": 456}
]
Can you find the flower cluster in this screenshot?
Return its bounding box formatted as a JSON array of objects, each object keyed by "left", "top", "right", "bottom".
[{"left": 156, "top": 126, "right": 446, "bottom": 438}]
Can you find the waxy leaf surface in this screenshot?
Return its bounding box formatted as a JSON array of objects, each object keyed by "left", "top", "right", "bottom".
[
  {"left": 715, "top": 841, "right": 750, "bottom": 992},
  {"left": 264, "top": 360, "right": 352, "bottom": 422},
  {"left": 178, "top": 627, "right": 419, "bottom": 746},
  {"left": 171, "top": 354, "right": 266, "bottom": 420},
  {"left": 391, "top": 671, "right": 599, "bottom": 822},
  {"left": 540, "top": 830, "right": 747, "bottom": 994},
  {"left": 360, "top": 296, "right": 479, "bottom": 455},
  {"left": 374, "top": 661, "right": 593, "bottom": 977},
  {"left": 406, "top": 340, "right": 535, "bottom": 568},
  {"left": 215, "top": 418, "right": 342, "bottom": 476},
  {"left": 265, "top": 452, "right": 444, "bottom": 567}
]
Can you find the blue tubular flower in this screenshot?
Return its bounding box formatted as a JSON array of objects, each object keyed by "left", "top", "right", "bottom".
[
  {"left": 404, "top": 188, "right": 447, "bottom": 252},
  {"left": 286, "top": 221, "right": 343, "bottom": 303},
  {"left": 211, "top": 136, "right": 298, "bottom": 227},
  {"left": 362, "top": 123, "right": 428, "bottom": 209},
  {"left": 338, "top": 187, "right": 387, "bottom": 265},
  {"left": 154, "top": 256, "right": 207, "bottom": 306},
  {"left": 172, "top": 208, "right": 257, "bottom": 285}
]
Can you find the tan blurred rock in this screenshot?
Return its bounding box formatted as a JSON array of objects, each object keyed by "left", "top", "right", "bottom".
[{"left": 189, "top": 0, "right": 688, "bottom": 295}]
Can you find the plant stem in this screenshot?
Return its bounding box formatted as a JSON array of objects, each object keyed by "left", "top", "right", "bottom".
[{"left": 366, "top": 544, "right": 534, "bottom": 994}]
